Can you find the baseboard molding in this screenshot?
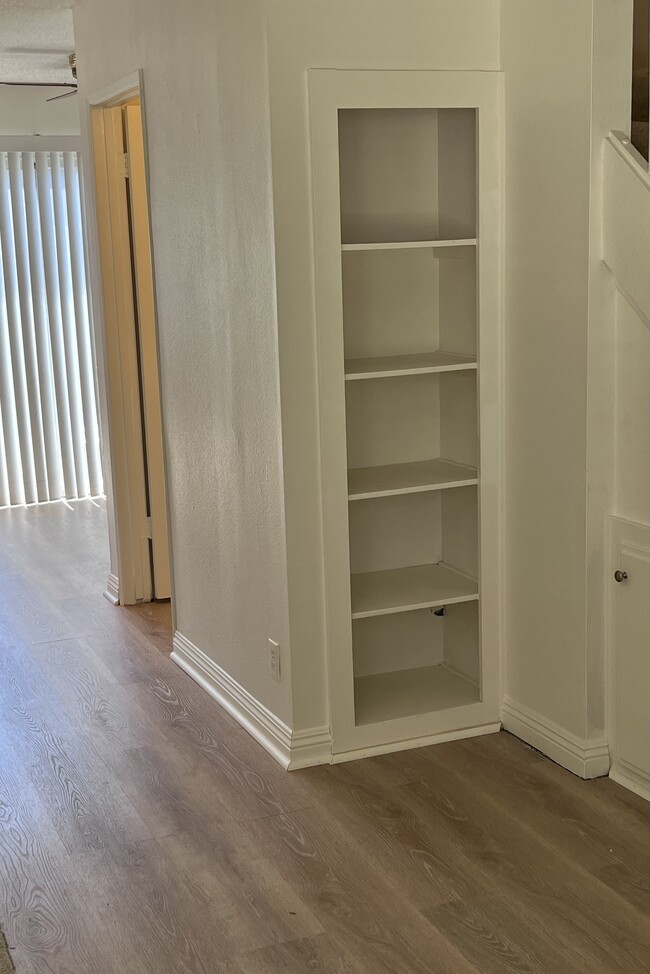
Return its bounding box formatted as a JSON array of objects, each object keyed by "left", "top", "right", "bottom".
[
  {"left": 171, "top": 630, "right": 332, "bottom": 770},
  {"left": 502, "top": 696, "right": 610, "bottom": 779},
  {"left": 103, "top": 572, "right": 120, "bottom": 605},
  {"left": 289, "top": 725, "right": 333, "bottom": 770},
  {"left": 331, "top": 721, "right": 502, "bottom": 765},
  {"left": 610, "top": 760, "right": 650, "bottom": 802}
]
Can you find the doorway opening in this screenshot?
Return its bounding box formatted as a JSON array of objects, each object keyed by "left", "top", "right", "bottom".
[{"left": 87, "top": 74, "right": 172, "bottom": 608}]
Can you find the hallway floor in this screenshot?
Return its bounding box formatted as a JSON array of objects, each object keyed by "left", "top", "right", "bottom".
[{"left": 0, "top": 500, "right": 648, "bottom": 973}]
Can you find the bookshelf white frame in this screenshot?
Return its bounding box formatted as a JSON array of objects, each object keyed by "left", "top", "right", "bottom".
[{"left": 309, "top": 69, "right": 503, "bottom": 759}]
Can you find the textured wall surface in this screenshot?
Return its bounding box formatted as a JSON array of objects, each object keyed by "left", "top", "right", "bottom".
[
  {"left": 73, "top": 0, "right": 293, "bottom": 723},
  {"left": 501, "top": 0, "right": 634, "bottom": 745},
  {"left": 501, "top": 0, "right": 594, "bottom": 738},
  {"left": 73, "top": 0, "right": 638, "bottom": 761}
]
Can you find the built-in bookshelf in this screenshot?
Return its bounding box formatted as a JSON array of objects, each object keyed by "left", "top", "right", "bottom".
[
  {"left": 310, "top": 69, "right": 501, "bottom": 758},
  {"left": 338, "top": 105, "right": 482, "bottom": 725}
]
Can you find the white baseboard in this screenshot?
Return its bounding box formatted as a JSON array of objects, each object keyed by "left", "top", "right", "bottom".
[
  {"left": 289, "top": 725, "right": 333, "bottom": 769},
  {"left": 103, "top": 572, "right": 120, "bottom": 605},
  {"left": 610, "top": 760, "right": 650, "bottom": 802},
  {"left": 331, "top": 721, "right": 502, "bottom": 765},
  {"left": 171, "top": 630, "right": 332, "bottom": 770},
  {"left": 502, "top": 696, "right": 610, "bottom": 779}
]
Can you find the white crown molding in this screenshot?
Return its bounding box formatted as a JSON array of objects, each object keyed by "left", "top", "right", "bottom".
[
  {"left": 171, "top": 630, "right": 332, "bottom": 771},
  {"left": 502, "top": 695, "right": 609, "bottom": 779}
]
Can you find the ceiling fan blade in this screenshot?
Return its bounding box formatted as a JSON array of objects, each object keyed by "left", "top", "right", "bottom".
[{"left": 46, "top": 89, "right": 78, "bottom": 103}]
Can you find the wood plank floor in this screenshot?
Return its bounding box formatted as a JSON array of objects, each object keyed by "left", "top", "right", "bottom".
[{"left": 0, "top": 499, "right": 648, "bottom": 973}]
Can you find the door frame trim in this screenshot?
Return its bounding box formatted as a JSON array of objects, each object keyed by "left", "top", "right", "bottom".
[{"left": 82, "top": 70, "right": 174, "bottom": 612}]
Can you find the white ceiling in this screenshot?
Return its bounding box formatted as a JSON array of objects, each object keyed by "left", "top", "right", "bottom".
[{"left": 0, "top": 1, "right": 75, "bottom": 85}]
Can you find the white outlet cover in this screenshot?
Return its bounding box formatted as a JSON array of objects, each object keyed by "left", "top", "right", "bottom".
[{"left": 268, "top": 638, "right": 281, "bottom": 681}]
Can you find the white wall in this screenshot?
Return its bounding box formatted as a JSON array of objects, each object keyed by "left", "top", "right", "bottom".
[
  {"left": 72, "top": 0, "right": 640, "bottom": 770},
  {"left": 0, "top": 86, "right": 80, "bottom": 136},
  {"left": 501, "top": 0, "right": 592, "bottom": 742},
  {"left": 266, "top": 0, "right": 500, "bottom": 733},
  {"left": 501, "top": 0, "right": 633, "bottom": 766},
  {"left": 73, "top": 0, "right": 293, "bottom": 723}
]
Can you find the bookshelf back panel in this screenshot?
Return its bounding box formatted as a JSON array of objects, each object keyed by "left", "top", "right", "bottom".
[
  {"left": 348, "top": 491, "right": 443, "bottom": 574},
  {"left": 441, "top": 486, "right": 479, "bottom": 578},
  {"left": 445, "top": 600, "right": 481, "bottom": 686},
  {"left": 352, "top": 610, "right": 444, "bottom": 677},
  {"left": 339, "top": 108, "right": 439, "bottom": 244},
  {"left": 437, "top": 109, "right": 477, "bottom": 239},
  {"left": 439, "top": 370, "right": 478, "bottom": 467},
  {"left": 345, "top": 373, "right": 441, "bottom": 468},
  {"left": 342, "top": 249, "right": 440, "bottom": 358},
  {"left": 438, "top": 249, "right": 477, "bottom": 356}
]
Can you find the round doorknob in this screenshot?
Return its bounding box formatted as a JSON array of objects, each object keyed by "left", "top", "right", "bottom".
[{"left": 614, "top": 570, "right": 628, "bottom": 582}]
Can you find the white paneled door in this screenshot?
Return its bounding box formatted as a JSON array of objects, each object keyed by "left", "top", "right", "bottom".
[
  {"left": 609, "top": 517, "right": 650, "bottom": 799},
  {"left": 0, "top": 150, "right": 103, "bottom": 507}
]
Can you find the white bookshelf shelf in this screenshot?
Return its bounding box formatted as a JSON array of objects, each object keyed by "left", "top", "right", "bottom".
[
  {"left": 354, "top": 663, "right": 480, "bottom": 725},
  {"left": 348, "top": 458, "right": 478, "bottom": 500},
  {"left": 344, "top": 351, "right": 476, "bottom": 380},
  {"left": 341, "top": 239, "right": 477, "bottom": 252},
  {"left": 350, "top": 562, "right": 478, "bottom": 619}
]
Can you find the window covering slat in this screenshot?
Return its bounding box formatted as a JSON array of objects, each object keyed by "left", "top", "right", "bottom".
[
  {"left": 50, "top": 151, "right": 90, "bottom": 497},
  {"left": 0, "top": 206, "right": 25, "bottom": 506},
  {"left": 1, "top": 153, "right": 38, "bottom": 503},
  {"left": 23, "top": 151, "right": 63, "bottom": 500},
  {"left": 34, "top": 150, "right": 78, "bottom": 499},
  {"left": 13, "top": 152, "right": 50, "bottom": 500},
  {"left": 63, "top": 152, "right": 103, "bottom": 496},
  {"left": 0, "top": 149, "right": 103, "bottom": 506}
]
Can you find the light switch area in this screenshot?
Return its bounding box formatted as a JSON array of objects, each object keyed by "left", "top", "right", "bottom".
[{"left": 268, "top": 638, "right": 281, "bottom": 682}]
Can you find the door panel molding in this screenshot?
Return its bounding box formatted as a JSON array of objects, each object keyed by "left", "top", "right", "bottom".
[{"left": 607, "top": 515, "right": 650, "bottom": 800}]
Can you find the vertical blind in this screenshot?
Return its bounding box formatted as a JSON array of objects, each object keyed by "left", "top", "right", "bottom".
[{"left": 0, "top": 150, "right": 103, "bottom": 506}]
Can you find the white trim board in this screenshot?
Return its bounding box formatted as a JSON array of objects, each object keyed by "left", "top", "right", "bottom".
[
  {"left": 87, "top": 71, "right": 141, "bottom": 108},
  {"left": 502, "top": 696, "right": 609, "bottom": 779},
  {"left": 609, "top": 762, "right": 650, "bottom": 802},
  {"left": 331, "top": 721, "right": 501, "bottom": 764},
  {"left": 103, "top": 572, "right": 120, "bottom": 605},
  {"left": 171, "top": 631, "right": 331, "bottom": 770}
]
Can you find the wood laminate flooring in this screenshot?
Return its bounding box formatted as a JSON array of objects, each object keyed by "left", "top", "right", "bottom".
[{"left": 0, "top": 499, "right": 648, "bottom": 973}]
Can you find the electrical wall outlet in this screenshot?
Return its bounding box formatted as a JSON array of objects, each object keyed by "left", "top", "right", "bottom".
[{"left": 268, "top": 638, "right": 281, "bottom": 682}]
